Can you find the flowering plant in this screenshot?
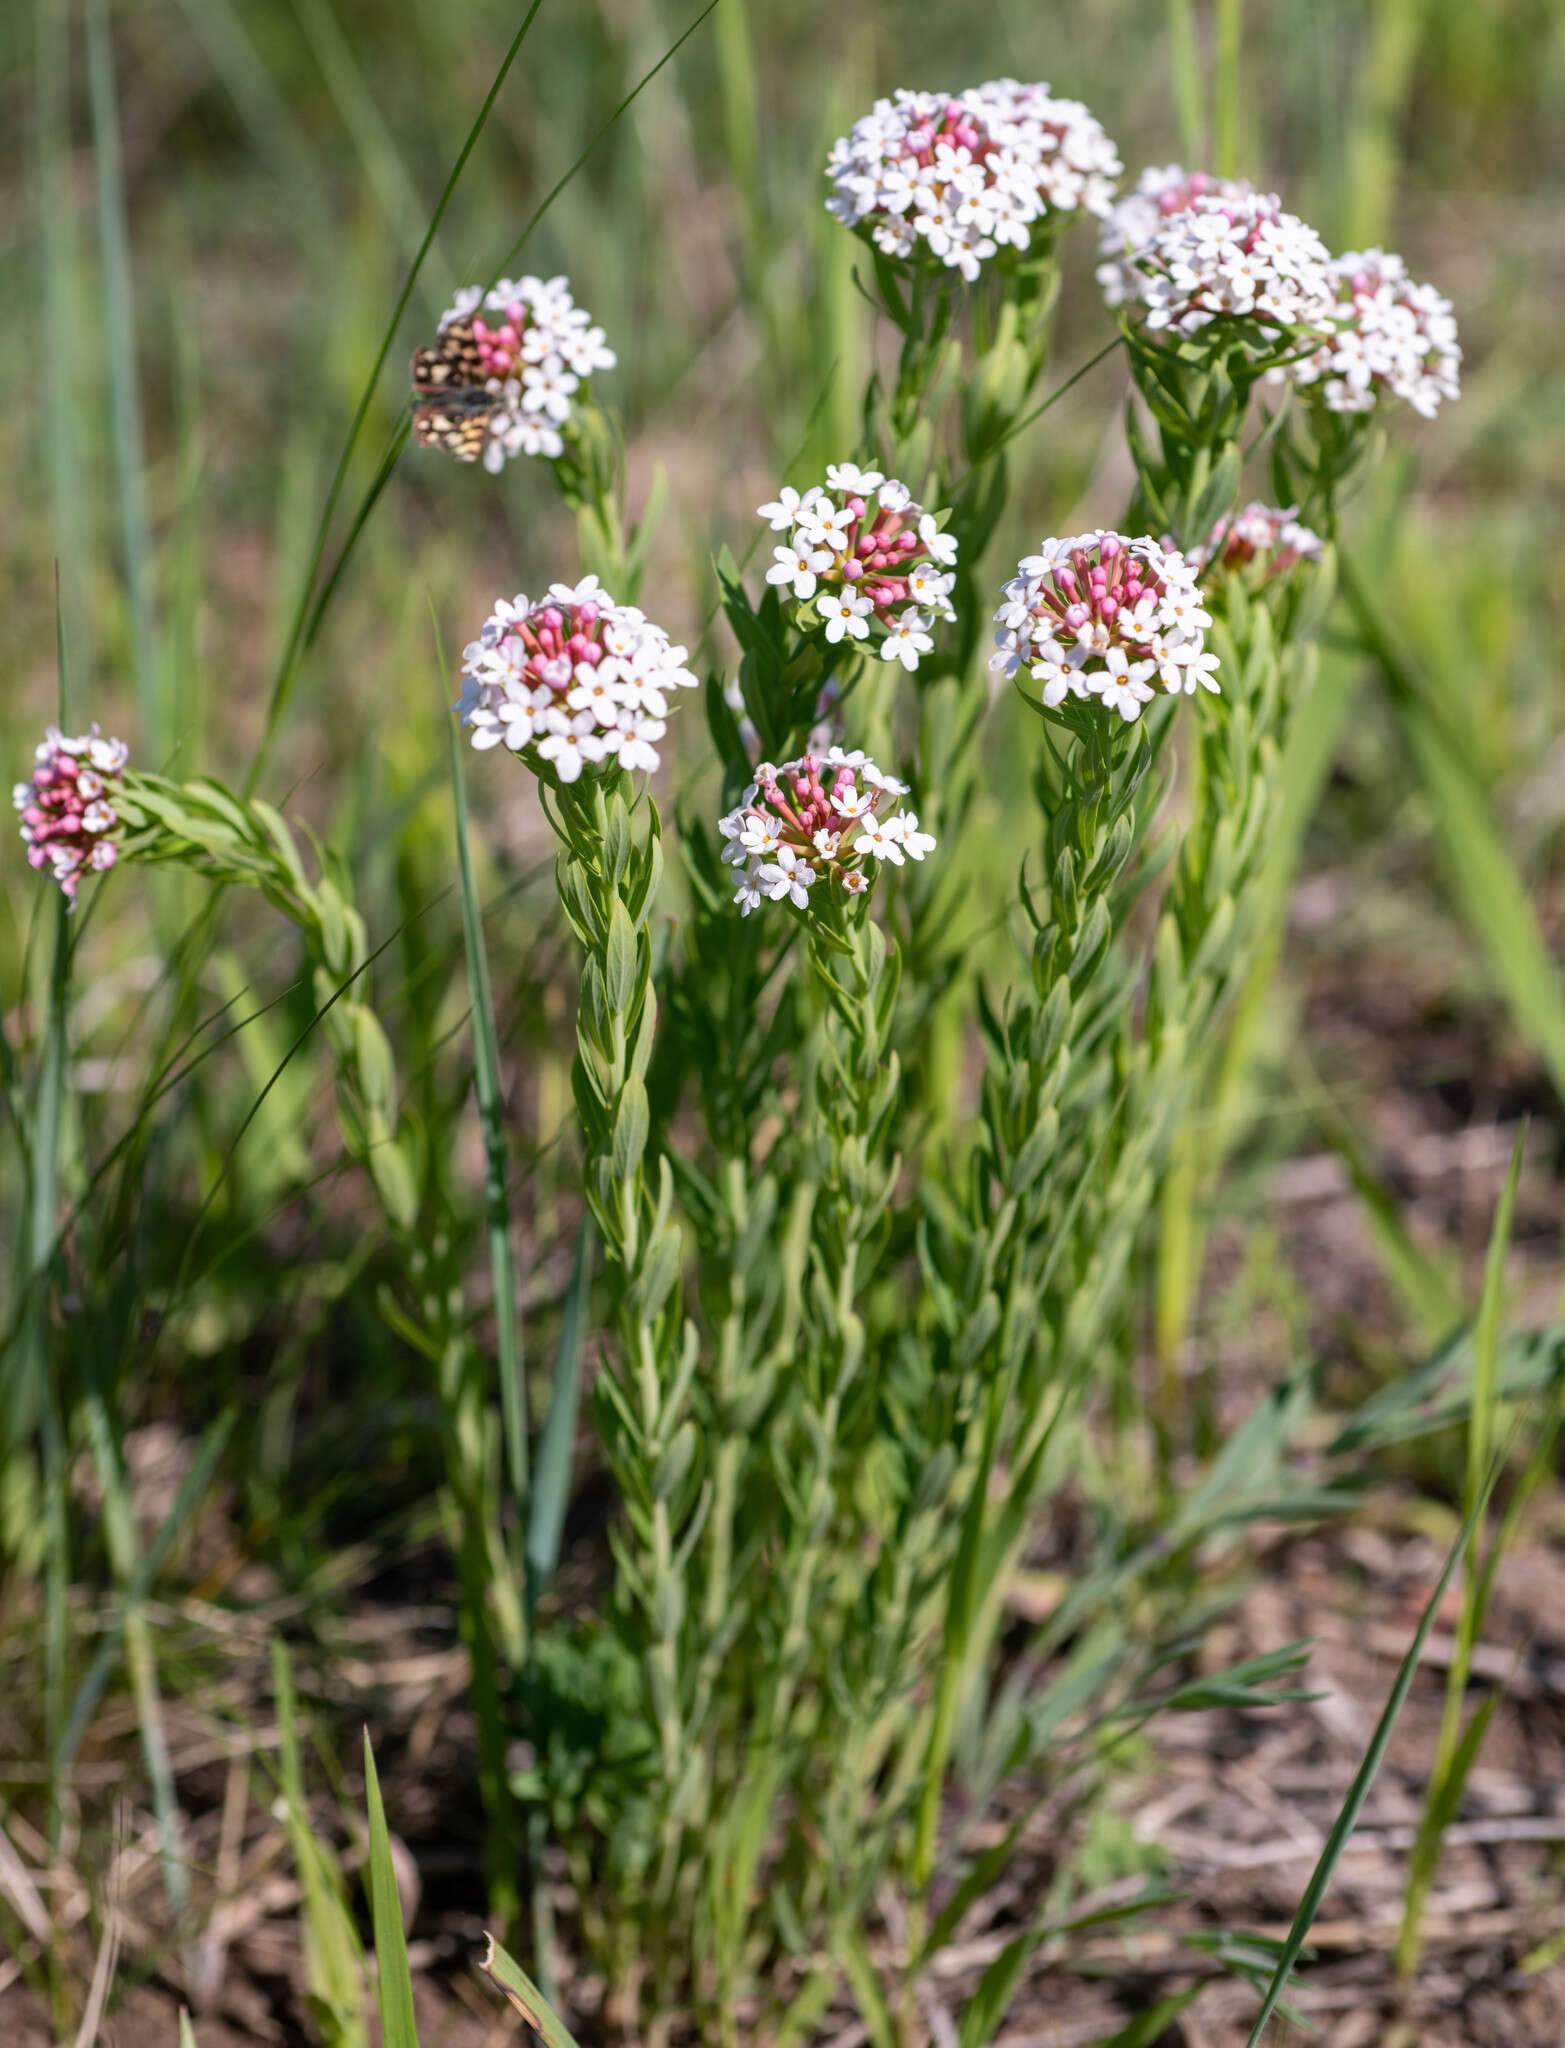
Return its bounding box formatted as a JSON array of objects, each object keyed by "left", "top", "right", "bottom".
[
  {"left": 992, "top": 530, "right": 1217, "bottom": 719},
  {"left": 13, "top": 55, "right": 1474, "bottom": 2048},
  {"left": 457, "top": 576, "right": 696, "bottom": 782},
  {"left": 719, "top": 747, "right": 934, "bottom": 914},
  {"left": 826, "top": 81, "right": 1120, "bottom": 280},
  {"left": 13, "top": 725, "right": 129, "bottom": 902},
  {"left": 759, "top": 467, "right": 956, "bottom": 672}
]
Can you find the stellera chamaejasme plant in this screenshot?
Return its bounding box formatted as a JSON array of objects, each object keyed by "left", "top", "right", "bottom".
[{"left": 17, "top": 72, "right": 1460, "bottom": 2048}]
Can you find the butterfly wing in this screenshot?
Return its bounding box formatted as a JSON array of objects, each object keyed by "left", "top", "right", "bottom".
[
  {"left": 412, "top": 388, "right": 499, "bottom": 462},
  {"left": 411, "top": 315, "right": 500, "bottom": 462},
  {"left": 411, "top": 314, "right": 487, "bottom": 393}
]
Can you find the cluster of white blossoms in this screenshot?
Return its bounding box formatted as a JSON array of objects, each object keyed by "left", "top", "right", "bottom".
[
  {"left": 1096, "top": 165, "right": 1254, "bottom": 308},
  {"left": 760, "top": 465, "right": 957, "bottom": 673},
  {"left": 1291, "top": 249, "right": 1461, "bottom": 419},
  {"left": 720, "top": 748, "right": 935, "bottom": 915},
  {"left": 1111, "top": 188, "right": 1338, "bottom": 340},
  {"left": 1187, "top": 502, "right": 1325, "bottom": 580},
  {"left": 443, "top": 275, "right": 615, "bottom": 470},
  {"left": 991, "top": 531, "right": 1218, "bottom": 722},
  {"left": 14, "top": 725, "right": 129, "bottom": 903},
  {"left": 825, "top": 82, "right": 1121, "bottom": 282},
  {"left": 457, "top": 576, "right": 696, "bottom": 783}
]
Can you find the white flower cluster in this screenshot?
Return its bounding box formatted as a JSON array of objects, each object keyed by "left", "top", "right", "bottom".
[
  {"left": 1291, "top": 249, "right": 1461, "bottom": 418},
  {"left": 991, "top": 531, "right": 1218, "bottom": 722},
  {"left": 14, "top": 724, "right": 129, "bottom": 903},
  {"left": 720, "top": 748, "right": 935, "bottom": 916},
  {"left": 826, "top": 82, "right": 1121, "bottom": 283},
  {"left": 1187, "top": 502, "right": 1324, "bottom": 579},
  {"left": 442, "top": 274, "right": 615, "bottom": 470},
  {"left": 760, "top": 465, "right": 957, "bottom": 674},
  {"left": 1107, "top": 188, "right": 1337, "bottom": 341},
  {"left": 458, "top": 576, "right": 696, "bottom": 784},
  {"left": 1096, "top": 165, "right": 1254, "bottom": 308}
]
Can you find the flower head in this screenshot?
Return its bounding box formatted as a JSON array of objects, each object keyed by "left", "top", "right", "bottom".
[
  {"left": 719, "top": 748, "right": 935, "bottom": 916},
  {"left": 1106, "top": 185, "right": 1337, "bottom": 345},
  {"left": 760, "top": 473, "right": 956, "bottom": 675},
  {"left": 1187, "top": 502, "right": 1325, "bottom": 581},
  {"left": 457, "top": 577, "right": 696, "bottom": 782},
  {"left": 1095, "top": 165, "right": 1255, "bottom": 307},
  {"left": 416, "top": 275, "right": 615, "bottom": 474},
  {"left": 14, "top": 724, "right": 129, "bottom": 903},
  {"left": 991, "top": 531, "right": 1217, "bottom": 721},
  {"left": 1287, "top": 248, "right": 1461, "bottom": 418},
  {"left": 826, "top": 82, "right": 1121, "bottom": 282}
]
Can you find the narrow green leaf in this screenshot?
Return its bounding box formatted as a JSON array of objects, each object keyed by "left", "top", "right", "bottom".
[{"left": 362, "top": 1735, "right": 418, "bottom": 2048}]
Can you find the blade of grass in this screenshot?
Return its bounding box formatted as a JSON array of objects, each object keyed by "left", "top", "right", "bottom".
[
  {"left": 294, "top": 0, "right": 456, "bottom": 293},
  {"left": 56, "top": 1409, "right": 236, "bottom": 1773},
  {"left": 1213, "top": 0, "right": 1244, "bottom": 179},
  {"left": 362, "top": 1735, "right": 419, "bottom": 2048},
  {"left": 480, "top": 1934, "right": 584, "bottom": 2048},
  {"left": 78, "top": 1388, "right": 189, "bottom": 1925},
  {"left": 1343, "top": 554, "right": 1565, "bottom": 1104},
  {"left": 489, "top": 0, "right": 721, "bottom": 281},
  {"left": 1395, "top": 1132, "right": 1525, "bottom": 1976},
  {"left": 33, "top": 0, "right": 89, "bottom": 674},
  {"left": 1242, "top": 1471, "right": 1499, "bottom": 2045},
  {"left": 1343, "top": 0, "right": 1434, "bottom": 248},
  {"left": 447, "top": 701, "right": 527, "bottom": 1518},
  {"left": 524, "top": 1219, "right": 594, "bottom": 1612},
  {"left": 273, "top": 1642, "right": 368, "bottom": 2046},
  {"left": 247, "top": 0, "right": 547, "bottom": 796},
  {"left": 1165, "top": 0, "right": 1206, "bottom": 163},
  {"left": 85, "top": 0, "right": 159, "bottom": 755}
]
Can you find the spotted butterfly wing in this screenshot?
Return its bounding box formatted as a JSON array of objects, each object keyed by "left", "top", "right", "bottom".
[{"left": 412, "top": 314, "right": 500, "bottom": 463}]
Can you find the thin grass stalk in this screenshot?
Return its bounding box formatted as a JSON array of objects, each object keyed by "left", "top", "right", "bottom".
[
  {"left": 85, "top": 0, "right": 159, "bottom": 755},
  {"left": 1343, "top": 0, "right": 1434, "bottom": 248},
  {"left": 1165, "top": 0, "right": 1206, "bottom": 163},
  {"left": 448, "top": 712, "right": 528, "bottom": 1518},
  {"left": 1213, "top": 0, "right": 1245, "bottom": 179},
  {"left": 1394, "top": 1134, "right": 1524, "bottom": 1976}
]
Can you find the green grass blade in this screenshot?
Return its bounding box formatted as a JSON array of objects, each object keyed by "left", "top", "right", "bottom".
[
  {"left": 1467, "top": 1128, "right": 1523, "bottom": 1507},
  {"left": 85, "top": 0, "right": 158, "bottom": 755},
  {"left": 1213, "top": 0, "right": 1244, "bottom": 178},
  {"left": 1344, "top": 555, "right": 1565, "bottom": 1103},
  {"left": 246, "top": 0, "right": 546, "bottom": 795},
  {"left": 273, "top": 1643, "right": 368, "bottom": 2045},
  {"left": 178, "top": 2011, "right": 200, "bottom": 2048},
  {"left": 294, "top": 0, "right": 455, "bottom": 292},
  {"left": 489, "top": 0, "right": 722, "bottom": 280},
  {"left": 1164, "top": 0, "right": 1205, "bottom": 162},
  {"left": 447, "top": 710, "right": 527, "bottom": 1517},
  {"left": 56, "top": 1409, "right": 236, "bottom": 1772},
  {"left": 1242, "top": 1475, "right": 1498, "bottom": 2045},
  {"left": 1395, "top": 1131, "right": 1525, "bottom": 1975},
  {"left": 79, "top": 1388, "right": 189, "bottom": 1924},
  {"left": 33, "top": 0, "right": 89, "bottom": 671},
  {"left": 480, "top": 1934, "right": 584, "bottom": 2048},
  {"left": 362, "top": 1734, "right": 419, "bottom": 2048},
  {"left": 1344, "top": 0, "right": 1435, "bottom": 247},
  {"left": 524, "top": 1220, "right": 594, "bottom": 1609}
]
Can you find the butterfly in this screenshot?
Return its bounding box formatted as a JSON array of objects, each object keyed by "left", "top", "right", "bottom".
[{"left": 411, "top": 316, "right": 502, "bottom": 463}]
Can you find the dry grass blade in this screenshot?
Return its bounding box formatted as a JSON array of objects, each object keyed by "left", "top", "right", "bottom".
[{"left": 481, "top": 1934, "right": 585, "bottom": 2048}]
